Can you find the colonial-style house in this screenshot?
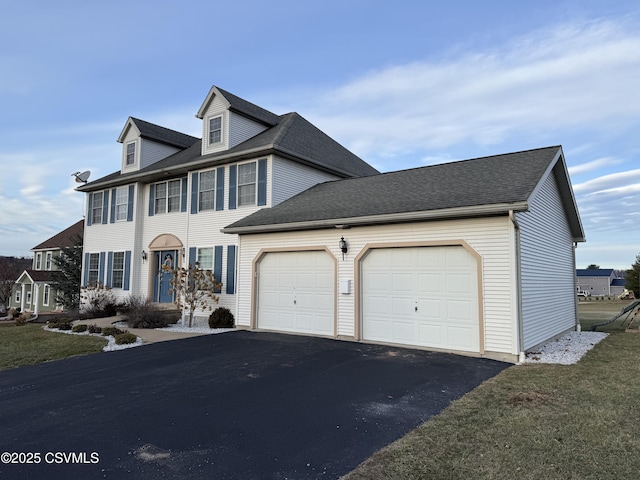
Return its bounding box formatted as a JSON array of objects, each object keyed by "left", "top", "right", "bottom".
[
  {"left": 76, "top": 86, "right": 378, "bottom": 317},
  {"left": 78, "top": 85, "right": 585, "bottom": 363},
  {"left": 11, "top": 220, "right": 84, "bottom": 316}
]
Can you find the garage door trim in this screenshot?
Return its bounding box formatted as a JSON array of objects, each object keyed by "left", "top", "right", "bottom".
[
  {"left": 251, "top": 246, "right": 338, "bottom": 335},
  {"left": 354, "top": 240, "right": 484, "bottom": 354}
]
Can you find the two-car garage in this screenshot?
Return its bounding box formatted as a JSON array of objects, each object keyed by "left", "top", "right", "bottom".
[{"left": 254, "top": 245, "right": 481, "bottom": 354}]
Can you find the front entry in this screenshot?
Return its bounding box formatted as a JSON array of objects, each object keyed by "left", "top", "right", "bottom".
[{"left": 154, "top": 250, "right": 177, "bottom": 303}]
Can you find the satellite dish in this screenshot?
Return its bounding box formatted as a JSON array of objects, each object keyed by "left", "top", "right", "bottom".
[{"left": 72, "top": 171, "right": 91, "bottom": 183}]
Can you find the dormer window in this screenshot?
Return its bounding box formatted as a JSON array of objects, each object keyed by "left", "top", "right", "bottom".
[
  {"left": 208, "top": 116, "right": 222, "bottom": 145},
  {"left": 126, "top": 142, "right": 136, "bottom": 165}
]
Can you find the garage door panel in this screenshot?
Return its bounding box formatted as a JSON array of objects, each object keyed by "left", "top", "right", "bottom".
[
  {"left": 447, "top": 299, "right": 474, "bottom": 323},
  {"left": 258, "top": 251, "right": 334, "bottom": 337},
  {"left": 392, "top": 273, "right": 413, "bottom": 292},
  {"left": 447, "top": 326, "right": 474, "bottom": 349},
  {"left": 362, "top": 246, "right": 479, "bottom": 353},
  {"left": 392, "top": 297, "right": 414, "bottom": 316},
  {"left": 446, "top": 273, "right": 473, "bottom": 293},
  {"left": 417, "top": 273, "right": 441, "bottom": 294}
]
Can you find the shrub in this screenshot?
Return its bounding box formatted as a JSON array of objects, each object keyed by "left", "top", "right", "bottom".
[
  {"left": 80, "top": 283, "right": 121, "bottom": 318},
  {"left": 14, "top": 314, "right": 28, "bottom": 326},
  {"left": 102, "top": 326, "right": 124, "bottom": 337},
  {"left": 114, "top": 331, "right": 138, "bottom": 345},
  {"left": 124, "top": 296, "right": 168, "bottom": 329},
  {"left": 72, "top": 324, "right": 88, "bottom": 333},
  {"left": 208, "top": 307, "right": 235, "bottom": 329},
  {"left": 87, "top": 324, "right": 103, "bottom": 334}
]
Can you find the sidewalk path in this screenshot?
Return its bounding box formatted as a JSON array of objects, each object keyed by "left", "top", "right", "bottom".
[{"left": 74, "top": 315, "right": 209, "bottom": 344}]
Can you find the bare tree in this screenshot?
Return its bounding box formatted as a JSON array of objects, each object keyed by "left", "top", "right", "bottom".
[
  {"left": 0, "top": 256, "right": 31, "bottom": 311},
  {"left": 166, "top": 262, "right": 222, "bottom": 327}
]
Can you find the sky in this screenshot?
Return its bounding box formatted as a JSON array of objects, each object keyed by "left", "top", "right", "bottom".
[{"left": 0, "top": 0, "right": 639, "bottom": 269}]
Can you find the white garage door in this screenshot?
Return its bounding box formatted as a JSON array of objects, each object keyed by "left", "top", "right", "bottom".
[
  {"left": 362, "top": 246, "right": 479, "bottom": 352},
  {"left": 257, "top": 251, "right": 335, "bottom": 336}
]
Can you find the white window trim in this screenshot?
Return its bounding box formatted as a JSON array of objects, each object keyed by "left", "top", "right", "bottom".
[
  {"left": 35, "top": 253, "right": 42, "bottom": 270},
  {"left": 15, "top": 290, "right": 20, "bottom": 303},
  {"left": 208, "top": 115, "right": 223, "bottom": 145},
  {"left": 91, "top": 191, "right": 104, "bottom": 224},
  {"left": 26, "top": 289, "right": 32, "bottom": 305},
  {"left": 153, "top": 179, "right": 182, "bottom": 214},
  {"left": 198, "top": 170, "right": 216, "bottom": 211},
  {"left": 43, "top": 284, "right": 50, "bottom": 306},
  {"left": 88, "top": 253, "right": 100, "bottom": 286},
  {"left": 237, "top": 161, "right": 257, "bottom": 207},
  {"left": 126, "top": 141, "right": 136, "bottom": 165},
  {"left": 115, "top": 186, "right": 128, "bottom": 222},
  {"left": 197, "top": 247, "right": 214, "bottom": 270},
  {"left": 111, "top": 251, "right": 125, "bottom": 289},
  {"left": 45, "top": 252, "right": 52, "bottom": 270}
]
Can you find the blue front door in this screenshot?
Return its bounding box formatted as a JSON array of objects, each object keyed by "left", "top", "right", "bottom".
[{"left": 154, "top": 250, "right": 177, "bottom": 303}]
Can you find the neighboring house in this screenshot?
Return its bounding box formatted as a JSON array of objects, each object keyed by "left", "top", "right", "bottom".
[
  {"left": 76, "top": 86, "right": 379, "bottom": 318},
  {"left": 576, "top": 269, "right": 625, "bottom": 296},
  {"left": 224, "top": 146, "right": 585, "bottom": 363},
  {"left": 11, "top": 220, "right": 84, "bottom": 315}
]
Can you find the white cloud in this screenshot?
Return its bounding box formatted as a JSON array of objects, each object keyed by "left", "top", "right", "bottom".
[
  {"left": 292, "top": 18, "right": 640, "bottom": 164},
  {"left": 573, "top": 169, "right": 640, "bottom": 194},
  {"left": 568, "top": 157, "right": 622, "bottom": 176}
]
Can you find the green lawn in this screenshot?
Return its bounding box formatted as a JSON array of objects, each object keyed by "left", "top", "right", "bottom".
[
  {"left": 343, "top": 300, "right": 640, "bottom": 480},
  {"left": 0, "top": 323, "right": 106, "bottom": 370}
]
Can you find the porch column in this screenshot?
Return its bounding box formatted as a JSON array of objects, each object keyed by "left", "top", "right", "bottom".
[
  {"left": 33, "top": 284, "right": 40, "bottom": 316},
  {"left": 20, "top": 284, "right": 26, "bottom": 311}
]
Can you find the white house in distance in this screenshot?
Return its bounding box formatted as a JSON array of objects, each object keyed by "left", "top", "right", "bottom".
[{"left": 79, "top": 85, "right": 585, "bottom": 363}]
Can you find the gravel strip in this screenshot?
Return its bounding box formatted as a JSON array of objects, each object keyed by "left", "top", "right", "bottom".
[{"left": 524, "top": 331, "right": 608, "bottom": 365}]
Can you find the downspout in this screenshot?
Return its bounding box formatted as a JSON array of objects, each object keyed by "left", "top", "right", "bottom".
[
  {"left": 573, "top": 242, "right": 580, "bottom": 332},
  {"left": 509, "top": 210, "right": 526, "bottom": 363}
]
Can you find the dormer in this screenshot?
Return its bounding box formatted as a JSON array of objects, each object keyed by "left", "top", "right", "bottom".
[
  {"left": 196, "top": 86, "right": 280, "bottom": 157},
  {"left": 117, "top": 117, "right": 199, "bottom": 174}
]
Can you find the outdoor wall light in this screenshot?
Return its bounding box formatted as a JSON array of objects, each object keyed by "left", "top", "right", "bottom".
[
  {"left": 141, "top": 250, "right": 148, "bottom": 261},
  {"left": 339, "top": 236, "right": 348, "bottom": 260}
]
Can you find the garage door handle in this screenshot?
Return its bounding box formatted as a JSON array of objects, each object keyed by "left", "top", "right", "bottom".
[
  {"left": 294, "top": 300, "right": 297, "bottom": 305},
  {"left": 415, "top": 306, "right": 418, "bottom": 312}
]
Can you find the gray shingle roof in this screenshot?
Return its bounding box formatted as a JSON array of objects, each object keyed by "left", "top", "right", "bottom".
[
  {"left": 215, "top": 87, "right": 280, "bottom": 126},
  {"left": 80, "top": 108, "right": 378, "bottom": 191},
  {"left": 128, "top": 118, "right": 199, "bottom": 149},
  {"left": 224, "top": 146, "right": 582, "bottom": 239}
]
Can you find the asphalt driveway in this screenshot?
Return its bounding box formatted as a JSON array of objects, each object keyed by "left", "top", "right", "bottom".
[{"left": 0, "top": 331, "right": 508, "bottom": 479}]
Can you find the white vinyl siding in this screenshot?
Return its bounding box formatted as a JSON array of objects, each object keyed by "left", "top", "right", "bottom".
[
  {"left": 271, "top": 156, "right": 340, "bottom": 205},
  {"left": 517, "top": 171, "right": 577, "bottom": 350},
  {"left": 236, "top": 217, "right": 517, "bottom": 357},
  {"left": 228, "top": 111, "right": 268, "bottom": 148}
]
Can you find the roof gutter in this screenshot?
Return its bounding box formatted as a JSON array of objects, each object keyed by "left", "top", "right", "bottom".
[{"left": 222, "top": 202, "right": 529, "bottom": 234}]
